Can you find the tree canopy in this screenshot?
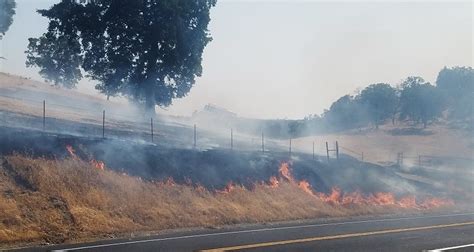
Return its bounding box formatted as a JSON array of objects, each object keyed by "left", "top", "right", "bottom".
[
  {"left": 358, "top": 83, "right": 398, "bottom": 128},
  {"left": 399, "top": 77, "right": 443, "bottom": 128},
  {"left": 436, "top": 66, "right": 474, "bottom": 119},
  {"left": 26, "top": 0, "right": 216, "bottom": 113},
  {"left": 0, "top": 0, "right": 16, "bottom": 40},
  {"left": 323, "top": 95, "right": 368, "bottom": 130}
]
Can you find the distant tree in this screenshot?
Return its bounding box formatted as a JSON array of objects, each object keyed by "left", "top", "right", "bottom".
[
  {"left": 399, "top": 77, "right": 442, "bottom": 128},
  {"left": 26, "top": 0, "right": 216, "bottom": 113},
  {"left": 288, "top": 120, "right": 305, "bottom": 138},
  {"left": 436, "top": 66, "right": 474, "bottom": 119},
  {"left": 357, "top": 83, "right": 398, "bottom": 129},
  {"left": 323, "top": 95, "right": 368, "bottom": 130},
  {"left": 303, "top": 114, "right": 324, "bottom": 134},
  {"left": 0, "top": 0, "right": 16, "bottom": 40}
]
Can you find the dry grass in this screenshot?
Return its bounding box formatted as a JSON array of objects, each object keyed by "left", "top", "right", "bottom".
[
  {"left": 1, "top": 72, "right": 472, "bottom": 165},
  {"left": 0, "top": 72, "right": 143, "bottom": 130},
  {"left": 292, "top": 123, "right": 473, "bottom": 165},
  {"left": 0, "top": 154, "right": 428, "bottom": 246}
]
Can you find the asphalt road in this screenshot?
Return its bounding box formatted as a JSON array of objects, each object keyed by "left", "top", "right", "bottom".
[{"left": 10, "top": 212, "right": 474, "bottom": 252}]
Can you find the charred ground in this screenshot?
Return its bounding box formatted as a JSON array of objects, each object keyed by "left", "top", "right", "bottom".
[{"left": 0, "top": 125, "right": 448, "bottom": 198}]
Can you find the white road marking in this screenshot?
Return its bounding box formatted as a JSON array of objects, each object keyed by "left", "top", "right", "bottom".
[
  {"left": 426, "top": 243, "right": 474, "bottom": 251},
  {"left": 49, "top": 212, "right": 474, "bottom": 251}
]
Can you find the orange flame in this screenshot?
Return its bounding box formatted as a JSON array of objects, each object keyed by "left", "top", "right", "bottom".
[
  {"left": 298, "top": 180, "right": 313, "bottom": 195},
  {"left": 268, "top": 176, "right": 279, "bottom": 188},
  {"left": 165, "top": 177, "right": 176, "bottom": 186},
  {"left": 419, "top": 197, "right": 454, "bottom": 208},
  {"left": 195, "top": 184, "right": 207, "bottom": 193},
  {"left": 66, "top": 145, "right": 78, "bottom": 160},
  {"left": 278, "top": 162, "right": 293, "bottom": 182},
  {"left": 217, "top": 182, "right": 235, "bottom": 194},
  {"left": 398, "top": 195, "right": 417, "bottom": 208},
  {"left": 66, "top": 145, "right": 105, "bottom": 170},
  {"left": 90, "top": 159, "right": 105, "bottom": 170},
  {"left": 275, "top": 162, "right": 453, "bottom": 209}
]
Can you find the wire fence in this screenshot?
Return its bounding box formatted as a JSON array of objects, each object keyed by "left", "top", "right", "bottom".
[{"left": 1, "top": 94, "right": 471, "bottom": 167}]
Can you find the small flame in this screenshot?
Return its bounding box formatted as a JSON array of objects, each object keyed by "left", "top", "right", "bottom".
[
  {"left": 66, "top": 145, "right": 78, "bottom": 160},
  {"left": 398, "top": 195, "right": 417, "bottom": 208},
  {"left": 370, "top": 192, "right": 396, "bottom": 205},
  {"left": 195, "top": 184, "right": 207, "bottom": 193},
  {"left": 268, "top": 176, "right": 279, "bottom": 188},
  {"left": 217, "top": 182, "right": 235, "bottom": 194},
  {"left": 419, "top": 197, "right": 454, "bottom": 208},
  {"left": 165, "top": 177, "right": 176, "bottom": 186},
  {"left": 274, "top": 162, "right": 453, "bottom": 209},
  {"left": 90, "top": 159, "right": 105, "bottom": 170},
  {"left": 298, "top": 180, "right": 313, "bottom": 195},
  {"left": 278, "top": 162, "right": 293, "bottom": 182},
  {"left": 316, "top": 187, "right": 342, "bottom": 204}
]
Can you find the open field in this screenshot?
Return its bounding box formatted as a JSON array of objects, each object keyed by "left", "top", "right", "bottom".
[{"left": 291, "top": 124, "right": 474, "bottom": 166}]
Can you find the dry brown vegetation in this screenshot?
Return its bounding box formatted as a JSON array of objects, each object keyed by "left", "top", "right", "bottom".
[
  {"left": 1, "top": 72, "right": 472, "bottom": 165},
  {"left": 0, "top": 154, "right": 446, "bottom": 247},
  {"left": 292, "top": 123, "right": 473, "bottom": 165}
]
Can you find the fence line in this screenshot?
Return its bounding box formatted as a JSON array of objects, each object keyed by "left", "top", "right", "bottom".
[
  {"left": 339, "top": 145, "right": 364, "bottom": 161},
  {"left": 2, "top": 96, "right": 471, "bottom": 167}
]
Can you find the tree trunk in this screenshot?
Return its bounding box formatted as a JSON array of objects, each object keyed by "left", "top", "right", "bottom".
[{"left": 145, "top": 87, "right": 156, "bottom": 115}]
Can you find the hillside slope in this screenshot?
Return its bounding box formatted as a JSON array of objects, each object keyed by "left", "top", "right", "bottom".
[
  {"left": 0, "top": 154, "right": 456, "bottom": 247},
  {"left": 1, "top": 72, "right": 473, "bottom": 165},
  {"left": 292, "top": 124, "right": 473, "bottom": 165}
]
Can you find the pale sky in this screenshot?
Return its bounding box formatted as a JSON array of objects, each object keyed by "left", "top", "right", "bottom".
[{"left": 0, "top": 0, "right": 472, "bottom": 119}]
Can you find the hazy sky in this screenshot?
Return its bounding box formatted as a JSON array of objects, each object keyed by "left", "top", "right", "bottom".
[{"left": 0, "top": 0, "right": 472, "bottom": 119}]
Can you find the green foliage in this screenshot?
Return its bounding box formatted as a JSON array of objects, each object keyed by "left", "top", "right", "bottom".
[
  {"left": 323, "top": 95, "right": 369, "bottom": 130},
  {"left": 25, "top": 5, "right": 84, "bottom": 88},
  {"left": 358, "top": 83, "right": 398, "bottom": 128},
  {"left": 436, "top": 66, "right": 474, "bottom": 120},
  {"left": 399, "top": 77, "right": 443, "bottom": 128},
  {"left": 0, "top": 0, "right": 16, "bottom": 39},
  {"left": 26, "top": 0, "right": 216, "bottom": 112}
]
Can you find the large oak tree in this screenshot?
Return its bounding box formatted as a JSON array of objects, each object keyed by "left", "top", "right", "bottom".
[
  {"left": 358, "top": 83, "right": 398, "bottom": 129},
  {"left": 26, "top": 0, "right": 216, "bottom": 113},
  {"left": 0, "top": 0, "right": 16, "bottom": 40},
  {"left": 399, "top": 77, "right": 442, "bottom": 128}
]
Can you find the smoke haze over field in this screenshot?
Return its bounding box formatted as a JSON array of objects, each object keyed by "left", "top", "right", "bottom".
[{"left": 0, "top": 0, "right": 472, "bottom": 119}]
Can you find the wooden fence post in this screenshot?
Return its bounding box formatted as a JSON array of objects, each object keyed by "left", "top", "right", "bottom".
[
  {"left": 193, "top": 124, "right": 196, "bottom": 148},
  {"left": 42, "top": 100, "right": 45, "bottom": 131},
  {"left": 289, "top": 138, "right": 292, "bottom": 158},
  {"left": 336, "top": 141, "right": 339, "bottom": 160},
  {"left": 326, "top": 141, "right": 329, "bottom": 162},
  {"left": 397, "top": 152, "right": 404, "bottom": 165},
  {"left": 102, "top": 110, "right": 105, "bottom": 139},
  {"left": 150, "top": 117, "right": 154, "bottom": 143}
]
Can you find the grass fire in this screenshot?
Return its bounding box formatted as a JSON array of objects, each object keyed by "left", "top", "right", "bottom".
[
  {"left": 0, "top": 1, "right": 472, "bottom": 250},
  {"left": 0, "top": 153, "right": 456, "bottom": 245}
]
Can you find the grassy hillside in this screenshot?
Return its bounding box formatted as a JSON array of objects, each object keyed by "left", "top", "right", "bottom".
[
  {"left": 291, "top": 123, "right": 473, "bottom": 165},
  {"left": 0, "top": 73, "right": 468, "bottom": 248},
  {"left": 0, "top": 155, "right": 455, "bottom": 247}
]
